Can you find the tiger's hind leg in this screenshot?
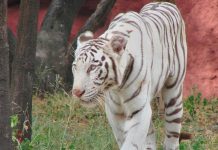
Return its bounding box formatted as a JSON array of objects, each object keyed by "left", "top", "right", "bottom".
[
  {"left": 162, "top": 84, "right": 183, "bottom": 150},
  {"left": 145, "top": 121, "right": 156, "bottom": 150}
]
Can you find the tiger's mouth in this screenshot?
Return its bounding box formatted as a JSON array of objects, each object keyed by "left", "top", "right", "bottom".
[
  {"left": 79, "top": 92, "right": 104, "bottom": 107},
  {"left": 80, "top": 98, "right": 96, "bottom": 104}
]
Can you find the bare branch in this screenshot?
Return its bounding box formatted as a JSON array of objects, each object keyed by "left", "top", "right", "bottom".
[{"left": 69, "top": 0, "right": 116, "bottom": 52}]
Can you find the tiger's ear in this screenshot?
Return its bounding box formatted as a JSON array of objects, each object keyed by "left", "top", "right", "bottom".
[
  {"left": 109, "top": 35, "right": 127, "bottom": 54},
  {"left": 77, "top": 31, "right": 94, "bottom": 47}
]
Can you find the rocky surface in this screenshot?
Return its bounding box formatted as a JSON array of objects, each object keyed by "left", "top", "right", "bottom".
[
  {"left": 7, "top": 0, "right": 218, "bottom": 98},
  {"left": 176, "top": 0, "right": 218, "bottom": 98}
]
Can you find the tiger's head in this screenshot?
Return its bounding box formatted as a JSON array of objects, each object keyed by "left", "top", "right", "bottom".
[{"left": 72, "top": 31, "right": 130, "bottom": 107}]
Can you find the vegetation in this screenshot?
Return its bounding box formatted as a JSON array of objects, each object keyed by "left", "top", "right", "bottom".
[
  {"left": 11, "top": 89, "right": 218, "bottom": 150},
  {"left": 154, "top": 88, "right": 218, "bottom": 150}
]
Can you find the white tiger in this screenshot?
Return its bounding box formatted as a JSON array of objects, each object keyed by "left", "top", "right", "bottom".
[{"left": 72, "top": 2, "right": 187, "bottom": 150}]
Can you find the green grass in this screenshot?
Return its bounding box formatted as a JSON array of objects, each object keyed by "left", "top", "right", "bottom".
[
  {"left": 16, "top": 90, "right": 218, "bottom": 150},
  {"left": 29, "top": 92, "right": 117, "bottom": 150},
  {"left": 153, "top": 91, "right": 218, "bottom": 150}
]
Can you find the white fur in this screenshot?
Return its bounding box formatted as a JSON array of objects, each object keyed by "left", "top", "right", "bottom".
[{"left": 73, "top": 2, "right": 187, "bottom": 150}]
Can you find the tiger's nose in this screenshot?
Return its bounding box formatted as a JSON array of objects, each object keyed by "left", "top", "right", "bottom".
[{"left": 72, "top": 89, "right": 85, "bottom": 98}]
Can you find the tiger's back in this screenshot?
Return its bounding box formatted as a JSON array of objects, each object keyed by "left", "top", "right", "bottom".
[
  {"left": 100, "top": 2, "right": 187, "bottom": 97},
  {"left": 140, "top": 2, "right": 187, "bottom": 96}
]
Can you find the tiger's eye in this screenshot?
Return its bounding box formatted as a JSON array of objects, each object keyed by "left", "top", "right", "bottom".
[{"left": 87, "top": 65, "right": 97, "bottom": 74}]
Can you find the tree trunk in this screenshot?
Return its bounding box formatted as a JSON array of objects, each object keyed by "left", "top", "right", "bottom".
[
  {"left": 0, "top": 0, "right": 13, "bottom": 149},
  {"left": 11, "top": 0, "right": 39, "bottom": 142},
  {"left": 64, "top": 0, "right": 116, "bottom": 89},
  {"left": 36, "top": 0, "right": 86, "bottom": 92},
  {"left": 7, "top": 28, "right": 16, "bottom": 85}
]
